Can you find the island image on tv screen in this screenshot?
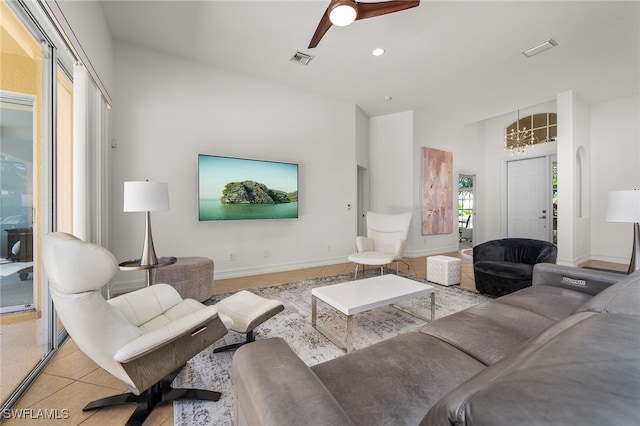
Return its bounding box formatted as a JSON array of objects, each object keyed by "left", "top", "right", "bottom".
[{"left": 198, "top": 154, "right": 299, "bottom": 221}]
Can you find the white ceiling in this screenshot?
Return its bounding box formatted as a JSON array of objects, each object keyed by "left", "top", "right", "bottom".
[{"left": 100, "top": 0, "right": 640, "bottom": 123}]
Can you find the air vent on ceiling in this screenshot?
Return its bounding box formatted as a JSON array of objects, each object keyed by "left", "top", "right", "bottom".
[
  {"left": 290, "top": 51, "right": 314, "bottom": 66},
  {"left": 522, "top": 39, "right": 558, "bottom": 57}
]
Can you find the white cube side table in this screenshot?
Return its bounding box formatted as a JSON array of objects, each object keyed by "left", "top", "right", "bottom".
[{"left": 427, "top": 255, "right": 462, "bottom": 286}]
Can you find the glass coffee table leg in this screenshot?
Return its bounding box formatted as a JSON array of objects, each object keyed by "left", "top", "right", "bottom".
[{"left": 311, "top": 296, "right": 350, "bottom": 353}]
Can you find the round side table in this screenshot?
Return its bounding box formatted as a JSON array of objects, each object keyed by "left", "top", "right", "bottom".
[{"left": 152, "top": 257, "right": 215, "bottom": 302}]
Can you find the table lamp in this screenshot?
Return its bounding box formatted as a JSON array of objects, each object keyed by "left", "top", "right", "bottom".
[
  {"left": 123, "top": 181, "right": 169, "bottom": 266},
  {"left": 606, "top": 189, "right": 640, "bottom": 274}
]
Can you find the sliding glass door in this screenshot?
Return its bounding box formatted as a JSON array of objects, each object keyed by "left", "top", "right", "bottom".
[
  {"left": 0, "top": 93, "right": 35, "bottom": 315},
  {"left": 0, "top": 0, "right": 74, "bottom": 409},
  {"left": 0, "top": 1, "right": 47, "bottom": 403}
]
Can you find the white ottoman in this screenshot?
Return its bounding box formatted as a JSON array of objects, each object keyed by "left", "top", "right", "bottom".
[
  {"left": 213, "top": 290, "right": 284, "bottom": 352},
  {"left": 427, "top": 255, "right": 462, "bottom": 286}
]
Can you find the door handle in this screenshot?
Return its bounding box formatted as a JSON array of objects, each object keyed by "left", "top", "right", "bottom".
[{"left": 538, "top": 216, "right": 547, "bottom": 219}]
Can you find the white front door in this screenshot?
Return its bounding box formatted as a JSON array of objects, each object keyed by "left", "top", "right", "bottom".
[{"left": 507, "top": 157, "right": 551, "bottom": 241}]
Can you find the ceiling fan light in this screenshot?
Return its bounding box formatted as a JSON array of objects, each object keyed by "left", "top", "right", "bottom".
[{"left": 329, "top": 1, "right": 357, "bottom": 26}]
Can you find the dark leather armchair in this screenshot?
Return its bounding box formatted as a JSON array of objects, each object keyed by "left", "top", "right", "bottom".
[{"left": 473, "top": 238, "right": 557, "bottom": 296}]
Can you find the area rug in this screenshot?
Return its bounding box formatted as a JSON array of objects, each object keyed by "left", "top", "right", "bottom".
[
  {"left": 460, "top": 248, "right": 473, "bottom": 260},
  {"left": 173, "top": 271, "right": 490, "bottom": 425}
]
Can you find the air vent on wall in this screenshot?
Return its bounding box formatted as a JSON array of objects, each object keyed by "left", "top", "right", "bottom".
[{"left": 290, "top": 51, "right": 314, "bottom": 65}]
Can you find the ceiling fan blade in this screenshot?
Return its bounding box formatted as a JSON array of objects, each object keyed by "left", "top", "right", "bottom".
[
  {"left": 355, "top": 0, "right": 420, "bottom": 21},
  {"left": 308, "top": 8, "right": 333, "bottom": 49}
]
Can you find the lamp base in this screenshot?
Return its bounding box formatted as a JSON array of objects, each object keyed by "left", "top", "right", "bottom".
[
  {"left": 628, "top": 222, "right": 640, "bottom": 275},
  {"left": 140, "top": 211, "right": 159, "bottom": 266}
]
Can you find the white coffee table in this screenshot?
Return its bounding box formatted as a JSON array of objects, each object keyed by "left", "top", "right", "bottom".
[{"left": 311, "top": 274, "right": 435, "bottom": 353}]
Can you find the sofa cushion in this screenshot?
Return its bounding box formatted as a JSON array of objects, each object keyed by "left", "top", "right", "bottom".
[
  {"left": 497, "top": 284, "right": 593, "bottom": 321},
  {"left": 311, "top": 332, "right": 485, "bottom": 426},
  {"left": 577, "top": 269, "right": 640, "bottom": 315},
  {"left": 419, "top": 284, "right": 593, "bottom": 366},
  {"left": 419, "top": 301, "right": 555, "bottom": 365},
  {"left": 422, "top": 312, "right": 640, "bottom": 426},
  {"left": 233, "top": 337, "right": 353, "bottom": 426}
]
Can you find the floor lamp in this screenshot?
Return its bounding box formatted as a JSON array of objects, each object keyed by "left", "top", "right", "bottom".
[
  {"left": 606, "top": 189, "right": 640, "bottom": 274},
  {"left": 123, "top": 181, "right": 170, "bottom": 266}
]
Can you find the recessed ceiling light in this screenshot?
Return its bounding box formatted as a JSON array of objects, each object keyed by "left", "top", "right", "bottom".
[
  {"left": 384, "top": 95, "right": 393, "bottom": 101},
  {"left": 522, "top": 39, "right": 558, "bottom": 57},
  {"left": 372, "top": 48, "right": 385, "bottom": 57}
]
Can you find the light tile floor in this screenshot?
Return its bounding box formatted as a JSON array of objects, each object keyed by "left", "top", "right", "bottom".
[{"left": 2, "top": 252, "right": 626, "bottom": 425}]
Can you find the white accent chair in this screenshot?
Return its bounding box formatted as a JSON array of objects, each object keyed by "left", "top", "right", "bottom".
[
  {"left": 347, "top": 212, "right": 412, "bottom": 278},
  {"left": 42, "top": 232, "right": 232, "bottom": 425}
]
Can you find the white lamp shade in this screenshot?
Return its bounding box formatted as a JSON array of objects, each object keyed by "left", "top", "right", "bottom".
[
  {"left": 123, "top": 181, "right": 170, "bottom": 212},
  {"left": 330, "top": 2, "right": 357, "bottom": 26},
  {"left": 606, "top": 190, "right": 640, "bottom": 223}
]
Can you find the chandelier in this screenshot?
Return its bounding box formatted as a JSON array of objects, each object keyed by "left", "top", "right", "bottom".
[{"left": 504, "top": 110, "right": 537, "bottom": 154}]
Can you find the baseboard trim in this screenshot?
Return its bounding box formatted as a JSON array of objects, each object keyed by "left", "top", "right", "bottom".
[
  {"left": 213, "top": 256, "right": 351, "bottom": 279},
  {"left": 405, "top": 246, "right": 461, "bottom": 258},
  {"left": 108, "top": 255, "right": 352, "bottom": 288}
]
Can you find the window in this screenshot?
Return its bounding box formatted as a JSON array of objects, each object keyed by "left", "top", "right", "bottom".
[
  {"left": 458, "top": 175, "right": 473, "bottom": 242},
  {"left": 505, "top": 113, "right": 557, "bottom": 151}
]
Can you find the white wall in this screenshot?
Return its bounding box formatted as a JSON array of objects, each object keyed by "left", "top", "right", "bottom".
[
  {"left": 573, "top": 95, "right": 592, "bottom": 265},
  {"left": 355, "top": 106, "right": 370, "bottom": 169},
  {"left": 368, "top": 101, "right": 574, "bottom": 259},
  {"left": 104, "top": 38, "right": 638, "bottom": 292},
  {"left": 590, "top": 94, "right": 640, "bottom": 264},
  {"left": 411, "top": 109, "right": 484, "bottom": 256},
  {"left": 355, "top": 106, "right": 370, "bottom": 235},
  {"left": 556, "top": 91, "right": 591, "bottom": 266},
  {"left": 470, "top": 94, "right": 637, "bottom": 267},
  {"left": 110, "top": 42, "right": 357, "bottom": 290},
  {"left": 98, "top": 39, "right": 637, "bottom": 290},
  {"left": 369, "top": 111, "right": 414, "bottom": 214}
]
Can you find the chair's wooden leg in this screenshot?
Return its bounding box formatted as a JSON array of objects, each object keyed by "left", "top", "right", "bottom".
[{"left": 354, "top": 264, "right": 359, "bottom": 280}]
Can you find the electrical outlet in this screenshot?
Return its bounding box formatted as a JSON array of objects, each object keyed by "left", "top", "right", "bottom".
[
  {"left": 263, "top": 249, "right": 269, "bottom": 258},
  {"left": 229, "top": 253, "right": 236, "bottom": 261}
]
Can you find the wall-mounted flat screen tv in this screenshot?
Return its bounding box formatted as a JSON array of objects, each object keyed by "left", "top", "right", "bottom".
[{"left": 198, "top": 154, "right": 299, "bottom": 221}]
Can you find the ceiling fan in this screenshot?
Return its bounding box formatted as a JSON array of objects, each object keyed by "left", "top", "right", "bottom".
[{"left": 308, "top": 0, "right": 420, "bottom": 49}]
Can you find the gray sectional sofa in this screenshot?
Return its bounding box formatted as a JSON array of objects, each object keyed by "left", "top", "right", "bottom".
[{"left": 232, "top": 263, "right": 640, "bottom": 425}]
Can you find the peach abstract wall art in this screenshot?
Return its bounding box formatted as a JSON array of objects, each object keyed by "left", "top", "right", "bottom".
[{"left": 422, "top": 147, "right": 453, "bottom": 235}]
